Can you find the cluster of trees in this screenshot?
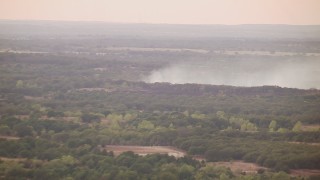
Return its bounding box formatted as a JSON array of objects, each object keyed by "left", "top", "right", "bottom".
[
  {"left": 0, "top": 150, "right": 203, "bottom": 180},
  {"left": 1, "top": 53, "right": 319, "bottom": 124},
  {"left": 1, "top": 148, "right": 301, "bottom": 180},
  {"left": 176, "top": 135, "right": 320, "bottom": 171},
  {"left": 1, "top": 115, "right": 319, "bottom": 174},
  {"left": 0, "top": 39, "right": 320, "bottom": 179}
]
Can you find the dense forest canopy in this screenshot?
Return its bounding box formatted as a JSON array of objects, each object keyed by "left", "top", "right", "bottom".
[{"left": 0, "top": 21, "right": 320, "bottom": 179}]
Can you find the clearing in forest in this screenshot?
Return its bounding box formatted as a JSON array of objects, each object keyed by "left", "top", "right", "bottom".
[
  {"left": 208, "top": 161, "right": 267, "bottom": 175},
  {"left": 290, "top": 169, "right": 320, "bottom": 177},
  {"left": 105, "top": 145, "right": 186, "bottom": 158}
]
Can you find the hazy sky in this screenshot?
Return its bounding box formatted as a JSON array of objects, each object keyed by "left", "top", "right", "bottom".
[{"left": 1, "top": 0, "right": 320, "bottom": 25}]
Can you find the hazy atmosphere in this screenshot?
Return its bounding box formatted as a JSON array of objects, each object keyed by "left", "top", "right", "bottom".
[
  {"left": 1, "top": 0, "right": 320, "bottom": 25},
  {"left": 1, "top": 1, "right": 320, "bottom": 179}
]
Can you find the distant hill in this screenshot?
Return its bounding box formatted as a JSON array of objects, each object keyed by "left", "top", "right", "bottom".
[{"left": 0, "top": 20, "right": 320, "bottom": 39}]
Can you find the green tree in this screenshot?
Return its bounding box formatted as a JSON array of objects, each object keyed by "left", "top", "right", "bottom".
[
  {"left": 271, "top": 171, "right": 290, "bottom": 180},
  {"left": 123, "top": 113, "right": 137, "bottom": 121},
  {"left": 14, "top": 124, "right": 34, "bottom": 137},
  {"left": 155, "top": 172, "right": 178, "bottom": 180},
  {"left": 131, "top": 162, "right": 152, "bottom": 174},
  {"left": 191, "top": 112, "right": 206, "bottom": 120},
  {"left": 219, "top": 173, "right": 230, "bottom": 180},
  {"left": 138, "top": 120, "right": 155, "bottom": 130},
  {"left": 16, "top": 80, "right": 24, "bottom": 88},
  {"left": 60, "top": 155, "right": 77, "bottom": 166},
  {"left": 179, "top": 164, "right": 195, "bottom": 180},
  {"left": 277, "top": 128, "right": 289, "bottom": 133},
  {"left": 81, "top": 114, "right": 101, "bottom": 123},
  {"left": 195, "top": 165, "right": 217, "bottom": 180},
  {"left": 110, "top": 119, "right": 121, "bottom": 130},
  {"left": 216, "top": 111, "right": 226, "bottom": 120},
  {"left": 107, "top": 113, "right": 123, "bottom": 121},
  {"left": 0, "top": 125, "right": 11, "bottom": 135},
  {"left": 114, "top": 170, "right": 139, "bottom": 180},
  {"left": 269, "top": 120, "right": 277, "bottom": 132},
  {"left": 292, "top": 121, "right": 302, "bottom": 132}
]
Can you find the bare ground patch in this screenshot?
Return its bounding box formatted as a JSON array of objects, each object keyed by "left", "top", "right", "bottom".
[
  {"left": 104, "top": 47, "right": 209, "bottom": 54},
  {"left": 0, "top": 136, "right": 20, "bottom": 140},
  {"left": 301, "top": 124, "right": 320, "bottom": 132},
  {"left": 72, "top": 88, "right": 109, "bottom": 92},
  {"left": 39, "top": 116, "right": 79, "bottom": 122},
  {"left": 208, "top": 161, "right": 267, "bottom": 175},
  {"left": 14, "top": 115, "right": 30, "bottom": 120},
  {"left": 24, "top": 96, "right": 46, "bottom": 101},
  {"left": 105, "top": 145, "right": 186, "bottom": 158},
  {"left": 100, "top": 118, "right": 110, "bottom": 125},
  {"left": 0, "top": 157, "right": 26, "bottom": 162},
  {"left": 290, "top": 169, "right": 320, "bottom": 177},
  {"left": 288, "top": 141, "right": 320, "bottom": 146},
  {"left": 208, "top": 161, "right": 320, "bottom": 177}
]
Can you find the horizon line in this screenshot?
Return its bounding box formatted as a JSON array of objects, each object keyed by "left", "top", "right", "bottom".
[{"left": 1, "top": 19, "right": 320, "bottom": 26}]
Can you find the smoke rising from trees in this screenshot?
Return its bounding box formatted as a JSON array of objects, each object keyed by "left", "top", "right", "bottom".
[{"left": 144, "top": 59, "right": 320, "bottom": 89}]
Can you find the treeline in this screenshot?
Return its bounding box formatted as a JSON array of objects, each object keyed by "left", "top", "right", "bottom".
[
  {"left": 175, "top": 135, "right": 320, "bottom": 172},
  {"left": 1, "top": 116, "right": 319, "bottom": 173},
  {"left": 0, "top": 146, "right": 299, "bottom": 180}
]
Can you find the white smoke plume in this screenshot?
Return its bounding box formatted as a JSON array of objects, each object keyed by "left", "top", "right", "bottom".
[{"left": 143, "top": 59, "right": 320, "bottom": 89}]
